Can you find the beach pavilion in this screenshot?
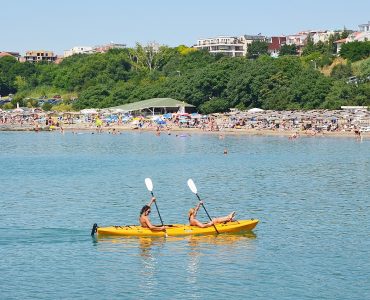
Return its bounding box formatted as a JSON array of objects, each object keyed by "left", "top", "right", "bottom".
[{"left": 107, "top": 98, "right": 195, "bottom": 116}]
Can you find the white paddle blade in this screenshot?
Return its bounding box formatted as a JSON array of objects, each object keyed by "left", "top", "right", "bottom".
[
  {"left": 145, "top": 178, "right": 153, "bottom": 192},
  {"left": 187, "top": 179, "right": 197, "bottom": 194}
]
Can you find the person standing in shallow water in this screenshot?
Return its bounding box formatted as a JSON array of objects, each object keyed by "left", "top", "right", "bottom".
[
  {"left": 188, "top": 201, "right": 235, "bottom": 228},
  {"left": 139, "top": 197, "right": 166, "bottom": 231}
]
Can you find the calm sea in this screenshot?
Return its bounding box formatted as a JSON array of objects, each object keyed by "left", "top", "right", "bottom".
[{"left": 0, "top": 131, "right": 369, "bottom": 299}]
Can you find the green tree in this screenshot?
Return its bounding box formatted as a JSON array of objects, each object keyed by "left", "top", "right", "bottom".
[
  {"left": 247, "top": 41, "right": 269, "bottom": 59},
  {"left": 73, "top": 85, "right": 110, "bottom": 109},
  {"left": 302, "top": 36, "right": 315, "bottom": 56},
  {"left": 2, "top": 43, "right": 368, "bottom": 112},
  {"left": 42, "top": 102, "right": 53, "bottom": 111},
  {"left": 340, "top": 28, "right": 351, "bottom": 39},
  {"left": 129, "top": 42, "right": 170, "bottom": 73},
  {"left": 340, "top": 41, "right": 370, "bottom": 62},
  {"left": 328, "top": 32, "right": 341, "bottom": 54},
  {"left": 279, "top": 44, "right": 298, "bottom": 56},
  {"left": 0, "top": 76, "right": 13, "bottom": 96},
  {"left": 330, "top": 63, "right": 353, "bottom": 80},
  {"left": 199, "top": 98, "right": 230, "bottom": 114}
]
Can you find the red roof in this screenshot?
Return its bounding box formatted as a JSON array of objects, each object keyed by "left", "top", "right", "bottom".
[
  {"left": 334, "top": 38, "right": 347, "bottom": 44},
  {"left": 0, "top": 52, "right": 13, "bottom": 57}
]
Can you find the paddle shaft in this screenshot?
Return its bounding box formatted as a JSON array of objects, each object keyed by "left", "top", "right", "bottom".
[
  {"left": 196, "top": 193, "right": 219, "bottom": 234},
  {"left": 151, "top": 191, "right": 165, "bottom": 226}
]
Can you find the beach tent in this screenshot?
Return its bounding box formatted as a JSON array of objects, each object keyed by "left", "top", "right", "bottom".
[
  {"left": 111, "top": 108, "right": 126, "bottom": 113},
  {"left": 107, "top": 98, "right": 195, "bottom": 116}
]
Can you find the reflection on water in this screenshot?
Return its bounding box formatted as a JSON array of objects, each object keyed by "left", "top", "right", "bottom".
[
  {"left": 187, "top": 232, "right": 257, "bottom": 246},
  {"left": 137, "top": 237, "right": 166, "bottom": 295},
  {"left": 93, "top": 232, "right": 256, "bottom": 251},
  {"left": 186, "top": 232, "right": 257, "bottom": 286},
  {"left": 93, "top": 232, "right": 257, "bottom": 295}
]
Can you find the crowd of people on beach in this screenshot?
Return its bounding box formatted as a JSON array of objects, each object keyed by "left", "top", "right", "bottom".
[{"left": 1, "top": 107, "right": 369, "bottom": 137}]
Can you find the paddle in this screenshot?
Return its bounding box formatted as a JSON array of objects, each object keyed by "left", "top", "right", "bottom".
[
  {"left": 187, "top": 179, "right": 219, "bottom": 234},
  {"left": 144, "top": 178, "right": 167, "bottom": 236}
]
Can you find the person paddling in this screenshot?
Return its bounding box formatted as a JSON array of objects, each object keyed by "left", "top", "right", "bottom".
[
  {"left": 188, "top": 200, "right": 235, "bottom": 228},
  {"left": 139, "top": 197, "right": 166, "bottom": 231}
]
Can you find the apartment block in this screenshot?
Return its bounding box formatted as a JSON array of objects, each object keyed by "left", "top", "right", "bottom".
[
  {"left": 268, "top": 36, "right": 287, "bottom": 57},
  {"left": 195, "top": 36, "right": 245, "bottom": 57},
  {"left": 64, "top": 46, "right": 95, "bottom": 57},
  {"left": 94, "top": 42, "right": 126, "bottom": 53},
  {"left": 358, "top": 21, "right": 370, "bottom": 32},
  {"left": 195, "top": 34, "right": 270, "bottom": 57},
  {"left": 24, "top": 50, "right": 57, "bottom": 63}
]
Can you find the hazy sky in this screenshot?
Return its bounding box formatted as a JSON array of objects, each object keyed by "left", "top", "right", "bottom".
[{"left": 1, "top": 0, "right": 369, "bottom": 55}]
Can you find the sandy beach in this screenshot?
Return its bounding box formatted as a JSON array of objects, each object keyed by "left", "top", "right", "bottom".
[
  {"left": 1, "top": 107, "right": 369, "bottom": 140},
  {"left": 1, "top": 122, "right": 369, "bottom": 139}
]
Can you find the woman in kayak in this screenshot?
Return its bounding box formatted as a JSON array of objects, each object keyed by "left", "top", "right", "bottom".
[
  {"left": 139, "top": 197, "right": 166, "bottom": 231},
  {"left": 188, "top": 201, "right": 235, "bottom": 228}
]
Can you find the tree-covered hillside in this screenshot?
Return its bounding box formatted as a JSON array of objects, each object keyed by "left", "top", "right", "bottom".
[{"left": 0, "top": 42, "right": 369, "bottom": 112}]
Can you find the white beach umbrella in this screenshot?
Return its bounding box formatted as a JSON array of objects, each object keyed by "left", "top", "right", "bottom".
[
  {"left": 248, "top": 108, "right": 264, "bottom": 113},
  {"left": 80, "top": 109, "right": 98, "bottom": 114}
]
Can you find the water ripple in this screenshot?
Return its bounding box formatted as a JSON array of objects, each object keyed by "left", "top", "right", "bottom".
[{"left": 0, "top": 132, "right": 369, "bottom": 299}]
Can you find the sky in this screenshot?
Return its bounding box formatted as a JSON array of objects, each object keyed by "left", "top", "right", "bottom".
[{"left": 1, "top": 0, "right": 369, "bottom": 55}]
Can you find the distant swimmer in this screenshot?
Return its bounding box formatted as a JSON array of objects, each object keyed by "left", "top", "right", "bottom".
[
  {"left": 354, "top": 128, "right": 361, "bottom": 140},
  {"left": 224, "top": 148, "right": 228, "bottom": 155},
  {"left": 289, "top": 132, "right": 299, "bottom": 140}
]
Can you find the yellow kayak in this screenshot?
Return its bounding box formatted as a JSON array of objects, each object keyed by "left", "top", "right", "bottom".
[{"left": 94, "top": 219, "right": 258, "bottom": 237}]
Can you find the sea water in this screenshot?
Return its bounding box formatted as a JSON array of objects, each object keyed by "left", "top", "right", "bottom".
[{"left": 0, "top": 131, "right": 369, "bottom": 299}]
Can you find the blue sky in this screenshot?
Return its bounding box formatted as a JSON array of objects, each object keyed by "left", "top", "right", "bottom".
[{"left": 1, "top": 0, "right": 369, "bottom": 54}]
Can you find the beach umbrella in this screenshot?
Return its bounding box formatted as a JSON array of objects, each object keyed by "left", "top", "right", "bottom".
[
  {"left": 156, "top": 119, "right": 166, "bottom": 125},
  {"left": 191, "top": 113, "right": 201, "bottom": 119},
  {"left": 81, "top": 109, "right": 98, "bottom": 114},
  {"left": 177, "top": 113, "right": 191, "bottom": 117},
  {"left": 248, "top": 108, "right": 264, "bottom": 113},
  {"left": 163, "top": 113, "right": 172, "bottom": 119}
]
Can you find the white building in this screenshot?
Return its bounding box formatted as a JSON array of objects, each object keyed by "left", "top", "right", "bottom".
[
  {"left": 335, "top": 21, "right": 370, "bottom": 53},
  {"left": 358, "top": 21, "right": 370, "bottom": 32},
  {"left": 310, "top": 30, "right": 338, "bottom": 43},
  {"left": 94, "top": 42, "right": 126, "bottom": 53},
  {"left": 285, "top": 30, "right": 339, "bottom": 54},
  {"left": 195, "top": 36, "right": 245, "bottom": 57},
  {"left": 195, "top": 34, "right": 267, "bottom": 57},
  {"left": 64, "top": 46, "right": 95, "bottom": 57},
  {"left": 285, "top": 32, "right": 308, "bottom": 54}
]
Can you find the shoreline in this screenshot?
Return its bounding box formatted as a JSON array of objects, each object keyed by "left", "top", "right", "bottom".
[{"left": 1, "top": 124, "right": 368, "bottom": 138}]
